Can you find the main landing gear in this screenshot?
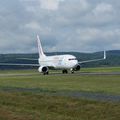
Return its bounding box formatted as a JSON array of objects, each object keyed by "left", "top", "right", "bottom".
[
  {"left": 62, "top": 69, "right": 68, "bottom": 74},
  {"left": 43, "top": 72, "right": 49, "bottom": 75},
  {"left": 62, "top": 69, "right": 75, "bottom": 74}
]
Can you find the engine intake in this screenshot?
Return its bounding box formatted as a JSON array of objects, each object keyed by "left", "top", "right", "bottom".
[
  {"left": 73, "top": 64, "right": 81, "bottom": 71},
  {"left": 38, "top": 66, "right": 49, "bottom": 73}
]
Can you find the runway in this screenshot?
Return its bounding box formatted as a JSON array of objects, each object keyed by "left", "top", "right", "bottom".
[
  {"left": 51, "top": 72, "right": 120, "bottom": 76},
  {"left": 0, "top": 73, "right": 39, "bottom": 77},
  {"left": 0, "top": 72, "right": 120, "bottom": 77},
  {"left": 73, "top": 72, "right": 120, "bottom": 76}
]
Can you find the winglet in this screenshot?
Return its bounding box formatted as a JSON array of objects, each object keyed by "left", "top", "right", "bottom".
[
  {"left": 104, "top": 50, "right": 106, "bottom": 59},
  {"left": 37, "top": 35, "right": 46, "bottom": 58}
]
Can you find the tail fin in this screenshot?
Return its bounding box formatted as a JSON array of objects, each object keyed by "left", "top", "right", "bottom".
[{"left": 37, "top": 35, "right": 46, "bottom": 58}]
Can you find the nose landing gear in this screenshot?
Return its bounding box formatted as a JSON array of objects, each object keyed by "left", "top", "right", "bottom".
[{"left": 70, "top": 68, "right": 74, "bottom": 74}]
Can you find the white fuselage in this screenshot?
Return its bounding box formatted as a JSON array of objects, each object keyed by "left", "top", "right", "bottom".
[{"left": 38, "top": 54, "right": 78, "bottom": 69}]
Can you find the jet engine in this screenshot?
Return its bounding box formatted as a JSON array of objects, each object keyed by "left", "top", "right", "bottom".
[
  {"left": 38, "top": 66, "right": 49, "bottom": 74},
  {"left": 73, "top": 64, "right": 81, "bottom": 71}
]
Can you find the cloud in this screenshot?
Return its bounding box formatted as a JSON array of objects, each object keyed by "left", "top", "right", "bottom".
[
  {"left": 22, "top": 0, "right": 64, "bottom": 11},
  {"left": 40, "top": 0, "right": 61, "bottom": 10},
  {"left": 55, "top": 28, "right": 120, "bottom": 52},
  {"left": 0, "top": 0, "right": 120, "bottom": 53},
  {"left": 24, "top": 22, "right": 41, "bottom": 30},
  {"left": 93, "top": 3, "right": 114, "bottom": 15},
  {"left": 91, "top": 3, "right": 115, "bottom": 23}
]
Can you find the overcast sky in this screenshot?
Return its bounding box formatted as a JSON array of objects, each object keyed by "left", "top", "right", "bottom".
[{"left": 0, "top": 0, "right": 120, "bottom": 53}]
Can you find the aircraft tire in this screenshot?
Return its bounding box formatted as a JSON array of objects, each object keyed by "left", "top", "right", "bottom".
[
  {"left": 71, "top": 70, "right": 74, "bottom": 74},
  {"left": 62, "top": 70, "right": 68, "bottom": 74},
  {"left": 43, "top": 72, "right": 49, "bottom": 75}
]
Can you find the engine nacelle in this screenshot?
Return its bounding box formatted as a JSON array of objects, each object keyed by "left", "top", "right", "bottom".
[
  {"left": 73, "top": 64, "right": 81, "bottom": 71},
  {"left": 38, "top": 66, "right": 49, "bottom": 73}
]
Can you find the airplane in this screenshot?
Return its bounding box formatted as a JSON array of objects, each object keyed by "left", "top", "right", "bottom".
[{"left": 0, "top": 35, "right": 106, "bottom": 75}]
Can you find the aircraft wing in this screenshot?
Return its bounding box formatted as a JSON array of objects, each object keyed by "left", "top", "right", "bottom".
[
  {"left": 0, "top": 63, "right": 39, "bottom": 66},
  {"left": 17, "top": 58, "right": 38, "bottom": 61},
  {"left": 78, "top": 51, "right": 106, "bottom": 64}
]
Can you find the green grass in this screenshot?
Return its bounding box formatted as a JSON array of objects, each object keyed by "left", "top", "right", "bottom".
[
  {"left": 0, "top": 92, "right": 119, "bottom": 120},
  {"left": 0, "top": 74, "right": 119, "bottom": 94},
  {"left": 81, "top": 66, "right": 120, "bottom": 73},
  {"left": 0, "top": 67, "right": 120, "bottom": 120}
]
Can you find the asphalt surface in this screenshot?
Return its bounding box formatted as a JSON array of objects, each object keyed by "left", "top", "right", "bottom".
[
  {"left": 0, "top": 73, "right": 39, "bottom": 77},
  {"left": 0, "top": 72, "right": 120, "bottom": 77}
]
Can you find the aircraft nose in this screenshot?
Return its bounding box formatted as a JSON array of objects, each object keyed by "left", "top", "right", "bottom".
[{"left": 73, "top": 60, "right": 78, "bottom": 66}]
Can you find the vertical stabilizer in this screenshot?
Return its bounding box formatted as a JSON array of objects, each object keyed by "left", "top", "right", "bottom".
[{"left": 37, "top": 35, "right": 46, "bottom": 58}]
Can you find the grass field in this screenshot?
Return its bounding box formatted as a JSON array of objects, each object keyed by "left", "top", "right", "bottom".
[
  {"left": 81, "top": 66, "right": 120, "bottom": 73},
  {"left": 0, "top": 70, "right": 120, "bottom": 95},
  {"left": 0, "top": 92, "right": 120, "bottom": 120},
  {"left": 0, "top": 67, "right": 120, "bottom": 120}
]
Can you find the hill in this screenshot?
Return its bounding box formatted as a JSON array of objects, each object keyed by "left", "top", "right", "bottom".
[{"left": 0, "top": 50, "right": 120, "bottom": 69}]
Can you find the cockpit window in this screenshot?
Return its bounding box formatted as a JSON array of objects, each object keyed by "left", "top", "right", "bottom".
[{"left": 68, "top": 58, "right": 77, "bottom": 61}]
